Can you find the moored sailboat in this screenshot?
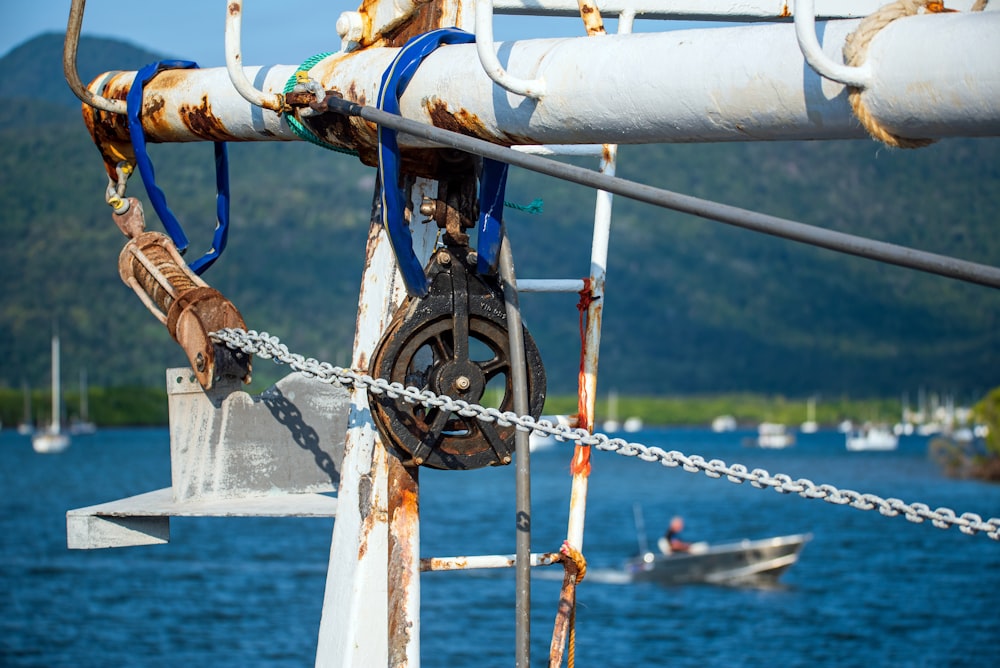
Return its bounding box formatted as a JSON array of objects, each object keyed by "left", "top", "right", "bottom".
[{"left": 32, "top": 333, "right": 70, "bottom": 454}]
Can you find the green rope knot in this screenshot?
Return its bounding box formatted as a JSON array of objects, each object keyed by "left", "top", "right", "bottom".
[{"left": 283, "top": 53, "right": 358, "bottom": 156}]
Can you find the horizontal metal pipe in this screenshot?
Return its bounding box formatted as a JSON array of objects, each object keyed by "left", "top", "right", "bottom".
[
  {"left": 516, "top": 278, "right": 587, "bottom": 292},
  {"left": 325, "top": 95, "right": 1000, "bottom": 290},
  {"left": 420, "top": 552, "right": 560, "bottom": 571},
  {"left": 86, "top": 14, "right": 1000, "bottom": 145},
  {"left": 490, "top": 0, "right": 995, "bottom": 19}
]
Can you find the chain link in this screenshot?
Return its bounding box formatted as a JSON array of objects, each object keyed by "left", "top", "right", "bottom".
[{"left": 210, "top": 328, "right": 1000, "bottom": 542}]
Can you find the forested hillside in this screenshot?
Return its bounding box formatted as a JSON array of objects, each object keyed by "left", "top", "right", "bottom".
[{"left": 1, "top": 34, "right": 997, "bottom": 402}]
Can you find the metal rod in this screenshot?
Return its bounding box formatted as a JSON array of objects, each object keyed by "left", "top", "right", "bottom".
[
  {"left": 420, "top": 552, "right": 561, "bottom": 571},
  {"left": 322, "top": 96, "right": 1000, "bottom": 290},
  {"left": 499, "top": 234, "right": 532, "bottom": 668},
  {"left": 474, "top": 0, "right": 547, "bottom": 97},
  {"left": 224, "top": 0, "right": 286, "bottom": 112},
  {"left": 63, "top": 0, "right": 127, "bottom": 114},
  {"left": 793, "top": 0, "right": 871, "bottom": 87}
]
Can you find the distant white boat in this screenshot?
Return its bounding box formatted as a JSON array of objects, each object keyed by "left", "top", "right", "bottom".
[
  {"left": 711, "top": 415, "right": 737, "bottom": 432},
  {"left": 623, "top": 416, "right": 644, "bottom": 432},
  {"left": 800, "top": 397, "right": 818, "bottom": 434},
  {"left": 602, "top": 390, "right": 621, "bottom": 433},
  {"left": 32, "top": 333, "right": 70, "bottom": 454},
  {"left": 845, "top": 424, "right": 898, "bottom": 451},
  {"left": 753, "top": 422, "right": 795, "bottom": 449},
  {"left": 70, "top": 368, "right": 97, "bottom": 435}
]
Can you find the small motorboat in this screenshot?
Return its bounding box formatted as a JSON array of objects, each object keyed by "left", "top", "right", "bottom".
[{"left": 624, "top": 533, "right": 812, "bottom": 586}]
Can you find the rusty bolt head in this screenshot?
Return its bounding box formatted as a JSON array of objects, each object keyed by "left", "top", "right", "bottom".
[
  {"left": 455, "top": 376, "right": 471, "bottom": 391},
  {"left": 437, "top": 249, "right": 452, "bottom": 265},
  {"left": 195, "top": 351, "right": 206, "bottom": 373},
  {"left": 419, "top": 199, "right": 436, "bottom": 216}
]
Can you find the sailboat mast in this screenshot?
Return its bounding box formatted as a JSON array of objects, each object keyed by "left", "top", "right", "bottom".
[{"left": 50, "top": 335, "right": 61, "bottom": 434}]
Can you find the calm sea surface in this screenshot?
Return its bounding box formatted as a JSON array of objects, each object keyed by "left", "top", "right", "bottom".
[{"left": 1, "top": 426, "right": 998, "bottom": 667}]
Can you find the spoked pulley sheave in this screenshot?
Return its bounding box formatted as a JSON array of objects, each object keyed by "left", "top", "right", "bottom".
[{"left": 370, "top": 247, "right": 546, "bottom": 470}]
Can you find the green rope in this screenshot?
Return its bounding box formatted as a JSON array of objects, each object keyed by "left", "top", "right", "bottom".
[
  {"left": 283, "top": 53, "right": 358, "bottom": 156},
  {"left": 503, "top": 197, "right": 544, "bottom": 214}
]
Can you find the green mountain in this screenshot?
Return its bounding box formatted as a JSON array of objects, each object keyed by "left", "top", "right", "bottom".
[{"left": 1, "top": 34, "right": 998, "bottom": 402}]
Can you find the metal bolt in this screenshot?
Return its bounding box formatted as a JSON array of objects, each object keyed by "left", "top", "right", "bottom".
[
  {"left": 419, "top": 198, "right": 436, "bottom": 216},
  {"left": 195, "top": 352, "right": 206, "bottom": 372},
  {"left": 437, "top": 250, "right": 452, "bottom": 265},
  {"left": 336, "top": 11, "right": 364, "bottom": 42},
  {"left": 455, "top": 376, "right": 471, "bottom": 391}
]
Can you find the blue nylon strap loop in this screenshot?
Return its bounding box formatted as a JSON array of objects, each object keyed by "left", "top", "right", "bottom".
[
  {"left": 378, "top": 29, "right": 509, "bottom": 297},
  {"left": 127, "top": 60, "right": 231, "bottom": 275}
]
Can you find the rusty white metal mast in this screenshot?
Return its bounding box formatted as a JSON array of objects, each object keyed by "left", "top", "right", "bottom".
[{"left": 63, "top": 1, "right": 1000, "bottom": 667}]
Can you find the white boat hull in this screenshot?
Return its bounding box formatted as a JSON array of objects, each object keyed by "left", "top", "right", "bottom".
[
  {"left": 625, "top": 533, "right": 812, "bottom": 586},
  {"left": 33, "top": 431, "right": 70, "bottom": 454}
]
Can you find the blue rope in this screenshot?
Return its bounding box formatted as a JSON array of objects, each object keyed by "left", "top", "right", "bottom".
[
  {"left": 127, "top": 60, "right": 231, "bottom": 275},
  {"left": 377, "top": 29, "right": 510, "bottom": 297}
]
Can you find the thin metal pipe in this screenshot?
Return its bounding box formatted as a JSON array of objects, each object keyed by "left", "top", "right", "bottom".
[
  {"left": 420, "top": 552, "right": 561, "bottom": 571},
  {"left": 516, "top": 278, "right": 587, "bottom": 292},
  {"left": 499, "top": 235, "right": 532, "bottom": 668},
  {"left": 322, "top": 96, "right": 1000, "bottom": 290},
  {"left": 63, "top": 0, "right": 127, "bottom": 114}
]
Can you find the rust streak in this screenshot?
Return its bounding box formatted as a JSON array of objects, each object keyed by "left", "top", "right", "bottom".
[
  {"left": 780, "top": 2, "right": 792, "bottom": 18},
  {"left": 388, "top": 458, "right": 419, "bottom": 667},
  {"left": 178, "top": 95, "right": 234, "bottom": 142}
]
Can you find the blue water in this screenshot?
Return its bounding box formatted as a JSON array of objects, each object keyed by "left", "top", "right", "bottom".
[{"left": 1, "top": 427, "right": 998, "bottom": 667}]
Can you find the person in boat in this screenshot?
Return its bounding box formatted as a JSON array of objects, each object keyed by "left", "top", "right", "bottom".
[{"left": 659, "top": 516, "right": 691, "bottom": 554}]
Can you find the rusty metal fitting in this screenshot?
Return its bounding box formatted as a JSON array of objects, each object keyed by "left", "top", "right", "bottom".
[{"left": 114, "top": 198, "right": 252, "bottom": 389}]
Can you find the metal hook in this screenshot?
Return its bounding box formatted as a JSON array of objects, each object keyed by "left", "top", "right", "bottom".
[
  {"left": 64, "top": 0, "right": 128, "bottom": 114},
  {"left": 474, "top": 0, "right": 546, "bottom": 98},
  {"left": 793, "top": 0, "right": 872, "bottom": 88},
  {"left": 224, "top": 0, "right": 286, "bottom": 112}
]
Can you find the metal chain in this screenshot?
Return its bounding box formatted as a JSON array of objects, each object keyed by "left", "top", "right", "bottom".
[{"left": 210, "top": 328, "right": 1000, "bottom": 542}]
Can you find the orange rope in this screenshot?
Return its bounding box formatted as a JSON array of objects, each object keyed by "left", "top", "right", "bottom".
[{"left": 548, "top": 541, "right": 588, "bottom": 668}]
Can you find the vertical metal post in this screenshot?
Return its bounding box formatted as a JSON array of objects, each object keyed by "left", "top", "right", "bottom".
[
  {"left": 564, "top": 7, "right": 632, "bottom": 556},
  {"left": 499, "top": 235, "right": 532, "bottom": 668},
  {"left": 316, "top": 180, "right": 438, "bottom": 667},
  {"left": 388, "top": 458, "right": 420, "bottom": 667}
]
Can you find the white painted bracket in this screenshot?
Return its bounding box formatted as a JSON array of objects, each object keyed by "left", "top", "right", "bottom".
[{"left": 66, "top": 368, "right": 349, "bottom": 549}]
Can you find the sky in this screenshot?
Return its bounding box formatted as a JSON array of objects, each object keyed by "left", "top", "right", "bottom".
[{"left": 0, "top": 1, "right": 583, "bottom": 66}]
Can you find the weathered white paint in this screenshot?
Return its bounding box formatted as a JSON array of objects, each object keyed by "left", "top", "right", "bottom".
[
  {"left": 91, "top": 14, "right": 1000, "bottom": 148},
  {"left": 315, "top": 181, "right": 440, "bottom": 668},
  {"left": 67, "top": 488, "right": 337, "bottom": 549},
  {"left": 490, "top": 0, "right": 995, "bottom": 19},
  {"left": 166, "top": 369, "right": 348, "bottom": 501}
]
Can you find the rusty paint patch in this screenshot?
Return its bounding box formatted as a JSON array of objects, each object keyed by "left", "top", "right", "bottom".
[
  {"left": 179, "top": 95, "right": 234, "bottom": 142},
  {"left": 387, "top": 458, "right": 419, "bottom": 666},
  {"left": 228, "top": 2, "right": 240, "bottom": 16},
  {"left": 780, "top": 2, "right": 791, "bottom": 18},
  {"left": 84, "top": 73, "right": 134, "bottom": 179},
  {"left": 425, "top": 98, "right": 502, "bottom": 143}
]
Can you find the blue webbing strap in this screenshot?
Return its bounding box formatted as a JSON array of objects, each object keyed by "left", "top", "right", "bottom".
[
  {"left": 127, "top": 60, "right": 231, "bottom": 275},
  {"left": 378, "top": 29, "right": 510, "bottom": 297}
]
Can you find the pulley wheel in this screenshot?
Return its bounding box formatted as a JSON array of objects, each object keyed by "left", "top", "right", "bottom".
[{"left": 369, "top": 255, "right": 546, "bottom": 470}]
